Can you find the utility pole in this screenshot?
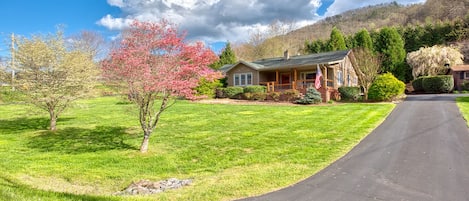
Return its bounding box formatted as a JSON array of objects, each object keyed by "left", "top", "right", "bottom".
[{"left": 10, "top": 33, "right": 15, "bottom": 91}]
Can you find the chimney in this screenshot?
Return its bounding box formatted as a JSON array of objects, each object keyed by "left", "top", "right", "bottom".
[{"left": 284, "top": 50, "right": 290, "bottom": 60}]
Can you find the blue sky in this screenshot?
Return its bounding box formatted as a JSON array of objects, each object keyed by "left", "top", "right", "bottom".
[{"left": 0, "top": 0, "right": 426, "bottom": 59}]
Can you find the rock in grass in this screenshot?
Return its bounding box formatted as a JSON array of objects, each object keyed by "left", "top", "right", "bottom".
[{"left": 114, "top": 178, "right": 193, "bottom": 195}]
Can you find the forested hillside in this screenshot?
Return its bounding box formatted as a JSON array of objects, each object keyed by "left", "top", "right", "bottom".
[{"left": 233, "top": 0, "right": 469, "bottom": 61}]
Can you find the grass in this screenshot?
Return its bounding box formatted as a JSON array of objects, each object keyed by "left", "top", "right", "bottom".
[
  {"left": 0, "top": 96, "right": 395, "bottom": 201},
  {"left": 457, "top": 96, "right": 469, "bottom": 126}
]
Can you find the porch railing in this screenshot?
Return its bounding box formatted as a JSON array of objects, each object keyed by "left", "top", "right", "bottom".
[{"left": 261, "top": 79, "right": 333, "bottom": 92}]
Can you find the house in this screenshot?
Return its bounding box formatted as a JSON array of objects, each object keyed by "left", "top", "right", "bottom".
[
  {"left": 220, "top": 50, "right": 359, "bottom": 102},
  {"left": 450, "top": 64, "right": 469, "bottom": 90}
]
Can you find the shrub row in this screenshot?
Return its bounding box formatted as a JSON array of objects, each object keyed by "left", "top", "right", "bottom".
[
  {"left": 412, "top": 75, "right": 454, "bottom": 93},
  {"left": 217, "top": 86, "right": 302, "bottom": 102}
]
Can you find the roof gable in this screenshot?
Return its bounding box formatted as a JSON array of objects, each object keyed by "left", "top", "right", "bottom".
[{"left": 219, "top": 61, "right": 265, "bottom": 73}]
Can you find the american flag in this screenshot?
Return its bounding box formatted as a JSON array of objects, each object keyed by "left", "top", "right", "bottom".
[{"left": 315, "top": 65, "right": 322, "bottom": 89}]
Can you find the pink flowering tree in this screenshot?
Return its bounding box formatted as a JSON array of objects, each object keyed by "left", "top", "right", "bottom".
[{"left": 102, "top": 20, "right": 220, "bottom": 153}]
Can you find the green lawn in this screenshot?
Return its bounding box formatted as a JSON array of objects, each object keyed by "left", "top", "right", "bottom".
[
  {"left": 457, "top": 97, "right": 469, "bottom": 126},
  {"left": 0, "top": 96, "right": 394, "bottom": 201}
]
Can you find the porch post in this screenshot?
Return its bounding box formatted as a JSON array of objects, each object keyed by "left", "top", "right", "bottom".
[
  {"left": 276, "top": 70, "right": 279, "bottom": 84},
  {"left": 323, "top": 65, "right": 327, "bottom": 89},
  {"left": 293, "top": 69, "right": 298, "bottom": 90}
]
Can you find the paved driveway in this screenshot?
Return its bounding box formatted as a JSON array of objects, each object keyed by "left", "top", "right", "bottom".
[{"left": 239, "top": 94, "right": 469, "bottom": 201}]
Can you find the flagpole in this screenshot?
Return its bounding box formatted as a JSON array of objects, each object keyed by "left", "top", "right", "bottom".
[{"left": 10, "top": 33, "right": 16, "bottom": 91}]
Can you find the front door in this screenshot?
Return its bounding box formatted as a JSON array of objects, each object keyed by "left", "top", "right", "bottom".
[{"left": 281, "top": 73, "right": 290, "bottom": 84}]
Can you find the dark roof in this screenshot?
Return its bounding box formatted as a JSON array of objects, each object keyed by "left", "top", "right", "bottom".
[
  {"left": 220, "top": 50, "right": 351, "bottom": 73},
  {"left": 451, "top": 65, "right": 469, "bottom": 71}
]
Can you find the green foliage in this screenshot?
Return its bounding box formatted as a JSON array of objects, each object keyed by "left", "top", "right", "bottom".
[
  {"left": 328, "top": 27, "right": 347, "bottom": 51},
  {"left": 295, "top": 88, "right": 322, "bottom": 104},
  {"left": 368, "top": 73, "right": 405, "bottom": 101},
  {"left": 243, "top": 85, "right": 266, "bottom": 93},
  {"left": 446, "top": 16, "right": 469, "bottom": 42},
  {"left": 338, "top": 86, "right": 361, "bottom": 101},
  {"left": 354, "top": 29, "right": 374, "bottom": 51},
  {"left": 223, "top": 86, "right": 244, "bottom": 99},
  {"left": 210, "top": 42, "right": 237, "bottom": 70},
  {"left": 412, "top": 77, "right": 424, "bottom": 92},
  {"left": 281, "top": 89, "right": 300, "bottom": 102},
  {"left": 421, "top": 75, "right": 454, "bottom": 93},
  {"left": 374, "top": 27, "right": 406, "bottom": 80},
  {"left": 304, "top": 39, "right": 328, "bottom": 54},
  {"left": 243, "top": 92, "right": 267, "bottom": 101},
  {"left": 268, "top": 92, "right": 281, "bottom": 101},
  {"left": 196, "top": 78, "right": 223, "bottom": 98},
  {"left": 462, "top": 80, "right": 469, "bottom": 91}
]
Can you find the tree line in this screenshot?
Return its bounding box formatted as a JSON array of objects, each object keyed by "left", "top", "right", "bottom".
[{"left": 303, "top": 15, "right": 469, "bottom": 83}]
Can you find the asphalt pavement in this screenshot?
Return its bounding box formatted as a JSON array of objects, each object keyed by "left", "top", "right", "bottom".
[{"left": 238, "top": 94, "right": 469, "bottom": 201}]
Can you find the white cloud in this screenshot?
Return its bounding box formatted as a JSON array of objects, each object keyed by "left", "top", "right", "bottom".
[
  {"left": 98, "top": 0, "right": 322, "bottom": 43},
  {"left": 97, "top": 14, "right": 133, "bottom": 30},
  {"left": 98, "top": 0, "right": 426, "bottom": 44},
  {"left": 107, "top": 0, "right": 125, "bottom": 8}
]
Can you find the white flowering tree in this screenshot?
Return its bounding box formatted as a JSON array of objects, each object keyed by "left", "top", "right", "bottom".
[{"left": 407, "top": 45, "right": 464, "bottom": 79}]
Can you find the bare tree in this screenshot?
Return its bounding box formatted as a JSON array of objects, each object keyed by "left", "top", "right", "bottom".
[
  {"left": 350, "top": 47, "right": 382, "bottom": 101},
  {"left": 234, "top": 20, "right": 298, "bottom": 61},
  {"left": 69, "top": 30, "right": 106, "bottom": 61}
]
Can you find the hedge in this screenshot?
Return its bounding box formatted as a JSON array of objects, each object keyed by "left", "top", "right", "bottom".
[
  {"left": 243, "top": 85, "right": 266, "bottom": 93},
  {"left": 223, "top": 87, "right": 244, "bottom": 99},
  {"left": 421, "top": 75, "right": 454, "bottom": 93},
  {"left": 412, "top": 77, "right": 424, "bottom": 92}
]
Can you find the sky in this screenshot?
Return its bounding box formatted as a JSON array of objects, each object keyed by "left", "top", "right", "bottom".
[{"left": 0, "top": 0, "right": 426, "bottom": 58}]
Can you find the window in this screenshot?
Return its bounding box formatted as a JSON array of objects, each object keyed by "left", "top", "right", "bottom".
[
  {"left": 337, "top": 70, "right": 343, "bottom": 86},
  {"left": 233, "top": 73, "right": 253, "bottom": 86},
  {"left": 461, "top": 71, "right": 469, "bottom": 80},
  {"left": 300, "top": 72, "right": 316, "bottom": 80}
]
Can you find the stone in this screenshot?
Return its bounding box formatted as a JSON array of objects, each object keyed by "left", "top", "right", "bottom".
[{"left": 114, "top": 178, "right": 193, "bottom": 196}]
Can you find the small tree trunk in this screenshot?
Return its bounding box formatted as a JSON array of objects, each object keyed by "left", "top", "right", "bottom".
[
  {"left": 140, "top": 130, "right": 151, "bottom": 153},
  {"left": 49, "top": 111, "right": 57, "bottom": 131},
  {"left": 363, "top": 88, "right": 369, "bottom": 101}
]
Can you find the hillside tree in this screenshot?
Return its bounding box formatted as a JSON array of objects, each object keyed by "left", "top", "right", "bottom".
[
  {"left": 304, "top": 39, "right": 327, "bottom": 54},
  {"left": 210, "top": 42, "right": 236, "bottom": 70},
  {"left": 407, "top": 45, "right": 464, "bottom": 79},
  {"left": 102, "top": 20, "right": 220, "bottom": 153},
  {"left": 69, "top": 30, "right": 106, "bottom": 61},
  {"left": 14, "top": 31, "right": 97, "bottom": 131},
  {"left": 327, "top": 27, "right": 347, "bottom": 51},
  {"left": 350, "top": 47, "right": 381, "bottom": 101},
  {"left": 375, "top": 27, "right": 407, "bottom": 81},
  {"left": 354, "top": 29, "right": 374, "bottom": 51}
]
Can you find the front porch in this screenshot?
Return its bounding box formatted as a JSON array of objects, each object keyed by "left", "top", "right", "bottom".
[{"left": 259, "top": 65, "right": 338, "bottom": 102}]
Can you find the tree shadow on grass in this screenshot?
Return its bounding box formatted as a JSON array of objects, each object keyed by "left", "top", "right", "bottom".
[
  {"left": 0, "top": 175, "right": 119, "bottom": 201},
  {"left": 0, "top": 117, "right": 49, "bottom": 134},
  {"left": 0, "top": 117, "right": 75, "bottom": 135},
  {"left": 27, "top": 126, "right": 139, "bottom": 154}
]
